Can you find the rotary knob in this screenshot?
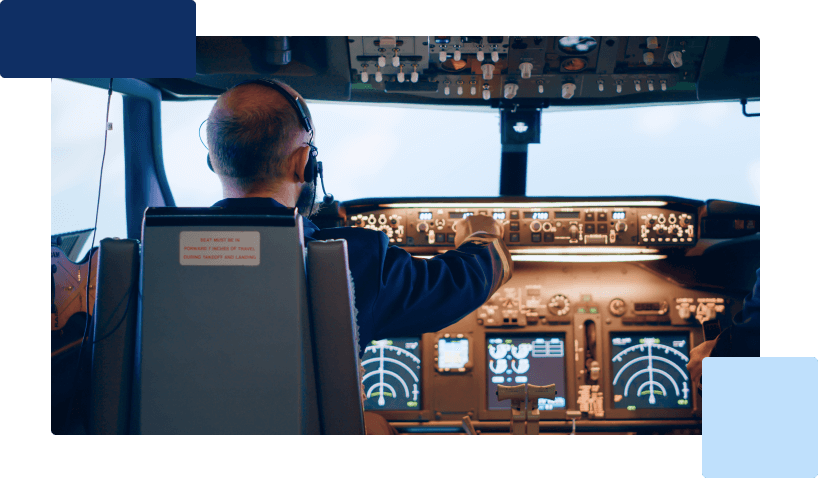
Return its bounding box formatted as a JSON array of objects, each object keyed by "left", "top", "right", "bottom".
[
  {"left": 569, "top": 224, "right": 579, "bottom": 240},
  {"left": 609, "top": 298, "right": 626, "bottom": 317},
  {"left": 668, "top": 224, "right": 682, "bottom": 236},
  {"left": 530, "top": 221, "right": 542, "bottom": 232},
  {"left": 548, "top": 294, "right": 571, "bottom": 316},
  {"left": 615, "top": 221, "right": 627, "bottom": 232},
  {"left": 417, "top": 222, "right": 429, "bottom": 233}
]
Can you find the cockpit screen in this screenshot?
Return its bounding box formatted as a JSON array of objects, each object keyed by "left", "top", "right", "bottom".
[
  {"left": 449, "top": 212, "right": 474, "bottom": 219},
  {"left": 610, "top": 333, "right": 692, "bottom": 410},
  {"left": 492, "top": 212, "right": 506, "bottom": 220},
  {"left": 438, "top": 337, "right": 469, "bottom": 370},
  {"left": 362, "top": 338, "right": 421, "bottom": 410},
  {"left": 487, "top": 335, "right": 567, "bottom": 411},
  {"left": 418, "top": 212, "right": 433, "bottom": 220}
]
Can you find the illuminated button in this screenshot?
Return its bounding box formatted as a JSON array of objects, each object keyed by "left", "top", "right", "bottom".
[
  {"left": 510, "top": 210, "right": 519, "bottom": 219},
  {"left": 598, "top": 212, "right": 607, "bottom": 221},
  {"left": 479, "top": 211, "right": 487, "bottom": 216},
  {"left": 510, "top": 233, "right": 520, "bottom": 242},
  {"left": 577, "top": 308, "right": 586, "bottom": 314},
  {"left": 597, "top": 224, "right": 608, "bottom": 233},
  {"left": 585, "top": 224, "right": 595, "bottom": 234},
  {"left": 447, "top": 233, "right": 455, "bottom": 243},
  {"left": 530, "top": 222, "right": 542, "bottom": 232},
  {"left": 531, "top": 233, "right": 542, "bottom": 242},
  {"left": 589, "top": 307, "right": 598, "bottom": 314},
  {"left": 585, "top": 212, "right": 595, "bottom": 222},
  {"left": 510, "top": 222, "right": 520, "bottom": 231},
  {"left": 544, "top": 233, "right": 555, "bottom": 243}
]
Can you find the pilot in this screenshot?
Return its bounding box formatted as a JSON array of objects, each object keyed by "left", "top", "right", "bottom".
[
  {"left": 687, "top": 269, "right": 760, "bottom": 388},
  {"left": 205, "top": 79, "right": 513, "bottom": 358}
]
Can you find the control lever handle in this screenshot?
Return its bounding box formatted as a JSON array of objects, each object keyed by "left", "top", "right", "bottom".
[{"left": 461, "top": 416, "right": 478, "bottom": 435}]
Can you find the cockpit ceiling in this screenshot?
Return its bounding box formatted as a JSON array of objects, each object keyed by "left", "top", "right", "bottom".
[{"left": 140, "top": 36, "right": 759, "bottom": 108}]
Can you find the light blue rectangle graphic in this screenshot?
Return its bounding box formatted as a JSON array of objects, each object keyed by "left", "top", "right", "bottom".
[{"left": 704, "top": 357, "right": 818, "bottom": 478}]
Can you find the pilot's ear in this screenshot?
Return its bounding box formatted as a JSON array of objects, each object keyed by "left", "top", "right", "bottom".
[{"left": 290, "top": 145, "right": 310, "bottom": 184}]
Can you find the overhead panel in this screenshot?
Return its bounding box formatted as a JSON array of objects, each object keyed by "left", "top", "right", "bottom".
[{"left": 347, "top": 36, "right": 730, "bottom": 104}]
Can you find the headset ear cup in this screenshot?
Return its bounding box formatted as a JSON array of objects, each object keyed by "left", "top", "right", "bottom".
[{"left": 207, "top": 153, "right": 214, "bottom": 172}]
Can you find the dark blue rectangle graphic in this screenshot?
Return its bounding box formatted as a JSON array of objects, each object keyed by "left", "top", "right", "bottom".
[{"left": 0, "top": 0, "right": 195, "bottom": 78}]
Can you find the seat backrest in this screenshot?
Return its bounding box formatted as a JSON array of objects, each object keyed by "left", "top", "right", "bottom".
[
  {"left": 135, "top": 207, "right": 319, "bottom": 434},
  {"left": 89, "top": 238, "right": 141, "bottom": 434},
  {"left": 307, "top": 240, "right": 365, "bottom": 435}
]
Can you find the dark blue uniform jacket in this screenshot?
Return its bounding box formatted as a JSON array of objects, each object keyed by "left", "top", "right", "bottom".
[
  {"left": 213, "top": 198, "right": 511, "bottom": 357},
  {"left": 712, "top": 269, "right": 760, "bottom": 357}
]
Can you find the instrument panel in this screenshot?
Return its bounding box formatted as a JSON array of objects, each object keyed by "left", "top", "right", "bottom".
[
  {"left": 344, "top": 199, "right": 698, "bottom": 249},
  {"left": 359, "top": 260, "right": 739, "bottom": 433},
  {"left": 342, "top": 197, "right": 756, "bottom": 433}
]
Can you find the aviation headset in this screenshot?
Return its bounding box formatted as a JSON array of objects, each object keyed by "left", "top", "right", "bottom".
[{"left": 204, "top": 78, "right": 332, "bottom": 202}]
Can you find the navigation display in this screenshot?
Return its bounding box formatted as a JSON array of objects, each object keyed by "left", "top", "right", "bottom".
[
  {"left": 362, "top": 338, "right": 421, "bottom": 410},
  {"left": 487, "top": 335, "right": 567, "bottom": 411},
  {"left": 611, "top": 333, "right": 692, "bottom": 410}
]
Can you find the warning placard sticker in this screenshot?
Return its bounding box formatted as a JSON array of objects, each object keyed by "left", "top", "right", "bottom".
[{"left": 180, "top": 231, "right": 260, "bottom": 266}]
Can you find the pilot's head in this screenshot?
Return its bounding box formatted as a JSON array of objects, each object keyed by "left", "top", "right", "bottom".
[{"left": 206, "top": 80, "right": 317, "bottom": 215}]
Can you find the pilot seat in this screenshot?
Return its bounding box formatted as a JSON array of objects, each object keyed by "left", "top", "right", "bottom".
[{"left": 89, "top": 206, "right": 365, "bottom": 434}]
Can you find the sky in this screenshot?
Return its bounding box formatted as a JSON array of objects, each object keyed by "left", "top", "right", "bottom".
[{"left": 51, "top": 79, "right": 760, "bottom": 248}]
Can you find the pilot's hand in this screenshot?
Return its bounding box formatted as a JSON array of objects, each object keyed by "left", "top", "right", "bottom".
[
  {"left": 454, "top": 215, "right": 504, "bottom": 248},
  {"left": 686, "top": 339, "right": 717, "bottom": 390}
]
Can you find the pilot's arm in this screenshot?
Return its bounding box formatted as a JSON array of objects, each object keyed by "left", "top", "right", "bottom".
[
  {"left": 454, "top": 216, "right": 514, "bottom": 290},
  {"left": 372, "top": 215, "right": 512, "bottom": 339}
]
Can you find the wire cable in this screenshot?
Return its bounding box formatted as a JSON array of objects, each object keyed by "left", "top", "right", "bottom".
[{"left": 62, "top": 78, "right": 114, "bottom": 433}]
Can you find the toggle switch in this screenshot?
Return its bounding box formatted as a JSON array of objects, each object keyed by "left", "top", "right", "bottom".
[
  {"left": 444, "top": 82, "right": 450, "bottom": 95},
  {"left": 378, "top": 56, "right": 386, "bottom": 67},
  {"left": 481, "top": 63, "right": 495, "bottom": 80},
  {"left": 660, "top": 79, "right": 667, "bottom": 91},
  {"left": 538, "top": 82, "right": 544, "bottom": 94},
  {"left": 561, "top": 82, "right": 576, "bottom": 99},
  {"left": 491, "top": 51, "right": 499, "bottom": 62},
  {"left": 669, "top": 51, "right": 683, "bottom": 68},
  {"left": 597, "top": 79, "right": 604, "bottom": 92},
  {"left": 397, "top": 65, "right": 405, "bottom": 83},
  {"left": 648, "top": 79, "right": 654, "bottom": 91},
  {"left": 411, "top": 65, "right": 418, "bottom": 83},
  {"left": 457, "top": 81, "right": 464, "bottom": 96},
  {"left": 454, "top": 49, "right": 461, "bottom": 61},
  {"left": 477, "top": 50, "right": 484, "bottom": 62},
  {"left": 519, "top": 62, "right": 533, "bottom": 79},
  {"left": 504, "top": 83, "right": 519, "bottom": 99},
  {"left": 482, "top": 84, "right": 491, "bottom": 100},
  {"left": 392, "top": 53, "right": 400, "bottom": 67},
  {"left": 375, "top": 68, "right": 382, "bottom": 83},
  {"left": 643, "top": 51, "right": 654, "bottom": 66},
  {"left": 439, "top": 51, "right": 447, "bottom": 63},
  {"left": 634, "top": 80, "right": 641, "bottom": 92},
  {"left": 647, "top": 36, "right": 659, "bottom": 49}
]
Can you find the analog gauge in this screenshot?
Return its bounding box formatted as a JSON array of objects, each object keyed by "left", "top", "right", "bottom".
[
  {"left": 440, "top": 58, "right": 469, "bottom": 72},
  {"left": 609, "top": 298, "right": 626, "bottom": 317},
  {"left": 558, "top": 36, "right": 598, "bottom": 54},
  {"left": 561, "top": 57, "right": 587, "bottom": 72},
  {"left": 378, "top": 225, "right": 394, "bottom": 237},
  {"left": 548, "top": 294, "right": 571, "bottom": 316}
]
